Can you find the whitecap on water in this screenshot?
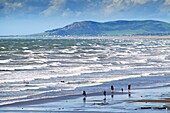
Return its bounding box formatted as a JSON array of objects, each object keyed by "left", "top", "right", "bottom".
[
  {"left": 22, "top": 47, "right": 29, "bottom": 50},
  {"left": 0, "top": 47, "right": 6, "bottom": 49},
  {"left": 58, "top": 49, "right": 77, "bottom": 54},
  {"left": 23, "top": 50, "right": 34, "bottom": 53},
  {"left": 48, "top": 62, "right": 61, "bottom": 66},
  {"left": 0, "top": 59, "right": 12, "bottom": 63},
  {"left": 0, "top": 64, "right": 48, "bottom": 71},
  {"left": 86, "top": 57, "right": 99, "bottom": 61}
]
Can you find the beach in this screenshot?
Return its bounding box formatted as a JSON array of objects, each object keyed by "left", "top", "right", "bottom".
[
  {"left": 0, "top": 75, "right": 169, "bottom": 113},
  {"left": 0, "top": 86, "right": 169, "bottom": 113}
]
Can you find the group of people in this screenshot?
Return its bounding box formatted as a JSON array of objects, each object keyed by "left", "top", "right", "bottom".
[{"left": 83, "top": 83, "right": 131, "bottom": 100}]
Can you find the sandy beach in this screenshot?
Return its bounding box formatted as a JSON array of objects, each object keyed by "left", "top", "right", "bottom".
[{"left": 0, "top": 82, "right": 169, "bottom": 113}]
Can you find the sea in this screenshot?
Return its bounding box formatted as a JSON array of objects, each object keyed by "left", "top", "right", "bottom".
[{"left": 0, "top": 37, "right": 170, "bottom": 106}]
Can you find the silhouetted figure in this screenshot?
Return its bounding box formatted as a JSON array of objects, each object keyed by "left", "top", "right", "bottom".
[
  {"left": 121, "top": 88, "right": 123, "bottom": 92},
  {"left": 83, "top": 91, "right": 86, "bottom": 103},
  {"left": 83, "top": 90, "right": 86, "bottom": 98},
  {"left": 104, "top": 90, "right": 106, "bottom": 100},
  {"left": 128, "top": 92, "right": 131, "bottom": 97},
  {"left": 83, "top": 97, "right": 86, "bottom": 103},
  {"left": 128, "top": 83, "right": 131, "bottom": 92},
  {"left": 111, "top": 85, "right": 114, "bottom": 93},
  {"left": 104, "top": 97, "right": 107, "bottom": 104},
  {"left": 111, "top": 94, "right": 114, "bottom": 98}
]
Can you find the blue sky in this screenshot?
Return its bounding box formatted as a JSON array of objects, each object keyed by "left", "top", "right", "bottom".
[{"left": 1, "top": 0, "right": 170, "bottom": 35}]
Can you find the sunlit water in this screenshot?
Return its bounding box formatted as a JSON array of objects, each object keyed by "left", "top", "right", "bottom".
[{"left": 0, "top": 37, "right": 170, "bottom": 105}]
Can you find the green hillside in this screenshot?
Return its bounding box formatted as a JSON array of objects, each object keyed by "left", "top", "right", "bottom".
[{"left": 44, "top": 20, "right": 170, "bottom": 36}]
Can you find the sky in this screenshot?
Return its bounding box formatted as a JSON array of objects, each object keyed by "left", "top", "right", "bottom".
[{"left": 0, "top": 0, "right": 170, "bottom": 35}]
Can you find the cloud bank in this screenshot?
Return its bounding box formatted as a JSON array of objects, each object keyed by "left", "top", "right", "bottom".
[
  {"left": 0, "top": 0, "right": 169, "bottom": 20},
  {"left": 42, "top": 0, "right": 66, "bottom": 16}
]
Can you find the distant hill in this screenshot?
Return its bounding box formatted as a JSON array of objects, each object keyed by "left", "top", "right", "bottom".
[{"left": 43, "top": 20, "right": 170, "bottom": 36}]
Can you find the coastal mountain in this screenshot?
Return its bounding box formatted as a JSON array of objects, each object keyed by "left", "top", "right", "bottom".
[{"left": 44, "top": 20, "right": 170, "bottom": 36}]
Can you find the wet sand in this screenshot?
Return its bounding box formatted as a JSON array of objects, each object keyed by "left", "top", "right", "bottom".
[
  {"left": 135, "top": 99, "right": 170, "bottom": 103},
  {"left": 0, "top": 85, "right": 169, "bottom": 113}
]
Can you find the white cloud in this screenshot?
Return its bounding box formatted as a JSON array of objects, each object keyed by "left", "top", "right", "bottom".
[
  {"left": 102, "top": 0, "right": 157, "bottom": 14},
  {"left": 164, "top": 0, "right": 170, "bottom": 5},
  {"left": 42, "top": 0, "right": 66, "bottom": 16},
  {"left": 129, "top": 0, "right": 149, "bottom": 5},
  {"left": 62, "top": 8, "right": 72, "bottom": 17},
  {"left": 102, "top": 0, "right": 123, "bottom": 14},
  {"left": 75, "top": 11, "right": 82, "bottom": 17},
  {"left": 0, "top": 0, "right": 23, "bottom": 13},
  {"left": 103, "top": 0, "right": 122, "bottom": 8},
  {"left": 160, "top": 0, "right": 170, "bottom": 15},
  {"left": 5, "top": 2, "right": 22, "bottom": 8}
]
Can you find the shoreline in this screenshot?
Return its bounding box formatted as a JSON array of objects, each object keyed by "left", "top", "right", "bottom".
[
  {"left": 135, "top": 99, "right": 170, "bottom": 103},
  {"left": 0, "top": 75, "right": 169, "bottom": 108},
  {"left": 0, "top": 75, "right": 168, "bottom": 106},
  {"left": 0, "top": 85, "right": 169, "bottom": 113},
  {"left": 0, "top": 91, "right": 128, "bottom": 107},
  {"left": 0, "top": 35, "right": 170, "bottom": 39}
]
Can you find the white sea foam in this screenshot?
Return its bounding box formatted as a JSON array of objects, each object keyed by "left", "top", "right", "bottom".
[
  {"left": 86, "top": 57, "right": 99, "bottom": 61},
  {"left": 0, "top": 59, "right": 12, "bottom": 63},
  {"left": 23, "top": 50, "right": 34, "bottom": 53},
  {"left": 37, "top": 59, "right": 48, "bottom": 63},
  {"left": 93, "top": 72, "right": 157, "bottom": 84},
  {"left": 71, "top": 46, "right": 78, "bottom": 49},
  {"left": 0, "top": 64, "right": 48, "bottom": 71},
  {"left": 0, "top": 47, "right": 6, "bottom": 49},
  {"left": 48, "top": 62, "right": 61, "bottom": 66},
  {"left": 22, "top": 47, "right": 29, "bottom": 49},
  {"left": 59, "top": 49, "right": 77, "bottom": 54}
]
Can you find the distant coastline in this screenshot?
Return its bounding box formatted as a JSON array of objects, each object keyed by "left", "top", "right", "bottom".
[
  {"left": 1, "top": 20, "right": 170, "bottom": 38},
  {"left": 0, "top": 35, "right": 170, "bottom": 39}
]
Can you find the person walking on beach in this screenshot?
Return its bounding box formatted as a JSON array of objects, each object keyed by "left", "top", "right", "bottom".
[
  {"left": 83, "top": 90, "right": 86, "bottom": 98},
  {"left": 103, "top": 90, "right": 106, "bottom": 100},
  {"left": 83, "top": 90, "right": 86, "bottom": 102},
  {"left": 111, "top": 85, "right": 114, "bottom": 93},
  {"left": 128, "top": 92, "right": 131, "bottom": 97},
  {"left": 128, "top": 83, "right": 131, "bottom": 92},
  {"left": 121, "top": 88, "right": 123, "bottom": 93}
]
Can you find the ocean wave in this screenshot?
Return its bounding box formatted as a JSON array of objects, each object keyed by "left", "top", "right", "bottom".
[
  {"left": 48, "top": 62, "right": 61, "bottom": 66},
  {"left": 0, "top": 64, "right": 48, "bottom": 71},
  {"left": 0, "top": 59, "right": 12, "bottom": 63},
  {"left": 58, "top": 49, "right": 77, "bottom": 54},
  {"left": 23, "top": 50, "right": 34, "bottom": 53},
  {"left": 22, "top": 47, "right": 29, "bottom": 50},
  {"left": 0, "top": 47, "right": 6, "bottom": 49},
  {"left": 85, "top": 57, "right": 99, "bottom": 61}
]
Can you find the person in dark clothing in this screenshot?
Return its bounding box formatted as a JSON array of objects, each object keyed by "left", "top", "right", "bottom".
[
  {"left": 111, "top": 94, "right": 114, "bottom": 98},
  {"left": 103, "top": 90, "right": 106, "bottom": 100},
  {"left": 128, "top": 92, "right": 131, "bottom": 97},
  {"left": 121, "top": 88, "right": 123, "bottom": 92},
  {"left": 128, "top": 83, "right": 131, "bottom": 92},
  {"left": 83, "top": 90, "right": 86, "bottom": 98},
  {"left": 83, "top": 90, "right": 86, "bottom": 102},
  {"left": 111, "top": 85, "right": 114, "bottom": 93}
]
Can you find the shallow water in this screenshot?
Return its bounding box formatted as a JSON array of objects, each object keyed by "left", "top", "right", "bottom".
[{"left": 0, "top": 37, "right": 170, "bottom": 105}]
